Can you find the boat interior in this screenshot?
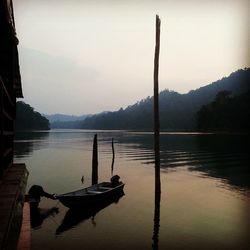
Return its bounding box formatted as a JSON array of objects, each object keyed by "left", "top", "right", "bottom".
[{"left": 61, "top": 182, "right": 115, "bottom": 196}]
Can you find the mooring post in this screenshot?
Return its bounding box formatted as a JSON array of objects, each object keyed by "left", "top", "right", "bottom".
[
  {"left": 92, "top": 134, "right": 98, "bottom": 185},
  {"left": 111, "top": 138, "right": 115, "bottom": 176}
]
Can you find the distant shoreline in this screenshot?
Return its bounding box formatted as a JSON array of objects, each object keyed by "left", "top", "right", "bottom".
[{"left": 15, "top": 129, "right": 250, "bottom": 136}]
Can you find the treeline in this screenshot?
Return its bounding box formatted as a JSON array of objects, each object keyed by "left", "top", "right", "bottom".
[
  {"left": 15, "top": 101, "right": 50, "bottom": 131},
  {"left": 81, "top": 68, "right": 250, "bottom": 131},
  {"left": 197, "top": 90, "right": 250, "bottom": 132}
]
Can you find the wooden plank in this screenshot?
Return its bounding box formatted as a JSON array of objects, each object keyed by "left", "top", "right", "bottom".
[
  {"left": 0, "top": 164, "right": 28, "bottom": 250},
  {"left": 17, "top": 202, "right": 31, "bottom": 250},
  {"left": 87, "top": 190, "right": 102, "bottom": 194}
]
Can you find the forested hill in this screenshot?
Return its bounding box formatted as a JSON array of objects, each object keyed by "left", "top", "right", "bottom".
[
  {"left": 197, "top": 90, "right": 250, "bottom": 132},
  {"left": 44, "top": 113, "right": 89, "bottom": 129},
  {"left": 15, "top": 102, "right": 50, "bottom": 130},
  {"left": 81, "top": 68, "right": 250, "bottom": 131}
]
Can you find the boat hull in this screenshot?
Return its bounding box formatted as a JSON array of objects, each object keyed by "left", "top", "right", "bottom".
[{"left": 57, "top": 182, "right": 125, "bottom": 208}]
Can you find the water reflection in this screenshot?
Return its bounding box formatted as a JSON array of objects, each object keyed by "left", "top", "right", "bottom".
[
  {"left": 118, "top": 133, "right": 250, "bottom": 191},
  {"left": 14, "top": 131, "right": 49, "bottom": 158},
  {"left": 152, "top": 190, "right": 161, "bottom": 250},
  {"left": 14, "top": 131, "right": 250, "bottom": 249},
  {"left": 14, "top": 131, "right": 250, "bottom": 191},
  {"left": 56, "top": 191, "right": 124, "bottom": 235},
  {"left": 30, "top": 205, "right": 59, "bottom": 229},
  {"left": 14, "top": 131, "right": 250, "bottom": 192}
]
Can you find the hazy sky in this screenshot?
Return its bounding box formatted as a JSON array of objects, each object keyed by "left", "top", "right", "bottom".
[{"left": 14, "top": 0, "right": 250, "bottom": 115}]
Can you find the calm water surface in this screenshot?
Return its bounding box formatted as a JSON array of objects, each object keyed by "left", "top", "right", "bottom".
[{"left": 14, "top": 130, "right": 250, "bottom": 250}]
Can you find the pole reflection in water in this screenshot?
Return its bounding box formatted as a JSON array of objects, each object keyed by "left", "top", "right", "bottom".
[
  {"left": 152, "top": 191, "right": 161, "bottom": 250},
  {"left": 56, "top": 191, "right": 125, "bottom": 235}
]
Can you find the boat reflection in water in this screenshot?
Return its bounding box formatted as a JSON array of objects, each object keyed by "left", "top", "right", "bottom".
[
  {"left": 56, "top": 191, "right": 125, "bottom": 235},
  {"left": 30, "top": 206, "right": 59, "bottom": 229}
]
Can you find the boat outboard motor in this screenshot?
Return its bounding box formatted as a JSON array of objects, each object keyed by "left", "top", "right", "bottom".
[
  {"left": 28, "top": 185, "right": 56, "bottom": 209},
  {"left": 111, "top": 175, "right": 120, "bottom": 186}
]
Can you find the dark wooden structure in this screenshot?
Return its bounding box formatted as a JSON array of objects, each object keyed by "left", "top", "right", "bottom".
[
  {"left": 0, "top": 1, "right": 28, "bottom": 250},
  {"left": 0, "top": 0, "right": 23, "bottom": 179}
]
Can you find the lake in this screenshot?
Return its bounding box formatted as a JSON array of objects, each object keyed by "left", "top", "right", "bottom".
[{"left": 14, "top": 130, "right": 250, "bottom": 250}]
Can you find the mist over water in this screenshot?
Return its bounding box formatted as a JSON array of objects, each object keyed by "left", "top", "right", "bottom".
[{"left": 14, "top": 130, "right": 250, "bottom": 250}]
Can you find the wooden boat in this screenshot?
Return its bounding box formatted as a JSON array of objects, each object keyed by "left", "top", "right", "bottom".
[{"left": 56, "top": 181, "right": 125, "bottom": 208}]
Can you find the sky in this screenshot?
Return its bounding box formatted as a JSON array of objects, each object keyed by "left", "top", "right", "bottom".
[{"left": 14, "top": 0, "right": 250, "bottom": 115}]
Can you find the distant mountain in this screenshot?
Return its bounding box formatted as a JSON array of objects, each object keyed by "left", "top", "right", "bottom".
[
  {"left": 81, "top": 68, "right": 250, "bottom": 131},
  {"left": 44, "top": 114, "right": 90, "bottom": 129},
  {"left": 44, "top": 114, "right": 89, "bottom": 123},
  {"left": 16, "top": 102, "right": 50, "bottom": 130}
]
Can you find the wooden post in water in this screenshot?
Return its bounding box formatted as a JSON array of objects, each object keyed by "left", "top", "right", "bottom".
[
  {"left": 152, "top": 14, "right": 161, "bottom": 250},
  {"left": 111, "top": 138, "right": 115, "bottom": 176},
  {"left": 92, "top": 134, "right": 98, "bottom": 185},
  {"left": 154, "top": 15, "right": 161, "bottom": 194}
]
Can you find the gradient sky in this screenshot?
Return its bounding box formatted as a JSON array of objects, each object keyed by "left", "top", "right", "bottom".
[{"left": 14, "top": 0, "right": 250, "bottom": 115}]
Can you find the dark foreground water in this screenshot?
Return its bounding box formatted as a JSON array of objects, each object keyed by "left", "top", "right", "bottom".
[{"left": 14, "top": 130, "right": 250, "bottom": 250}]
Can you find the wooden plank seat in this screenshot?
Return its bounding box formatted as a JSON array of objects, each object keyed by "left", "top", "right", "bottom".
[{"left": 87, "top": 190, "right": 103, "bottom": 194}]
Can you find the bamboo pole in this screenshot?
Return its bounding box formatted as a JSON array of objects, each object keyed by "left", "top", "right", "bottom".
[{"left": 92, "top": 134, "right": 98, "bottom": 185}]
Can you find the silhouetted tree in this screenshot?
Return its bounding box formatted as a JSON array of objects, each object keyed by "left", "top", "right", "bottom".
[
  {"left": 197, "top": 90, "right": 250, "bottom": 132},
  {"left": 15, "top": 101, "right": 50, "bottom": 130}
]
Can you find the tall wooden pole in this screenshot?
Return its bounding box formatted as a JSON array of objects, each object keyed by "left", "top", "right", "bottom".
[
  {"left": 154, "top": 15, "right": 161, "bottom": 194},
  {"left": 92, "top": 134, "right": 98, "bottom": 185},
  {"left": 152, "top": 15, "right": 161, "bottom": 250}
]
